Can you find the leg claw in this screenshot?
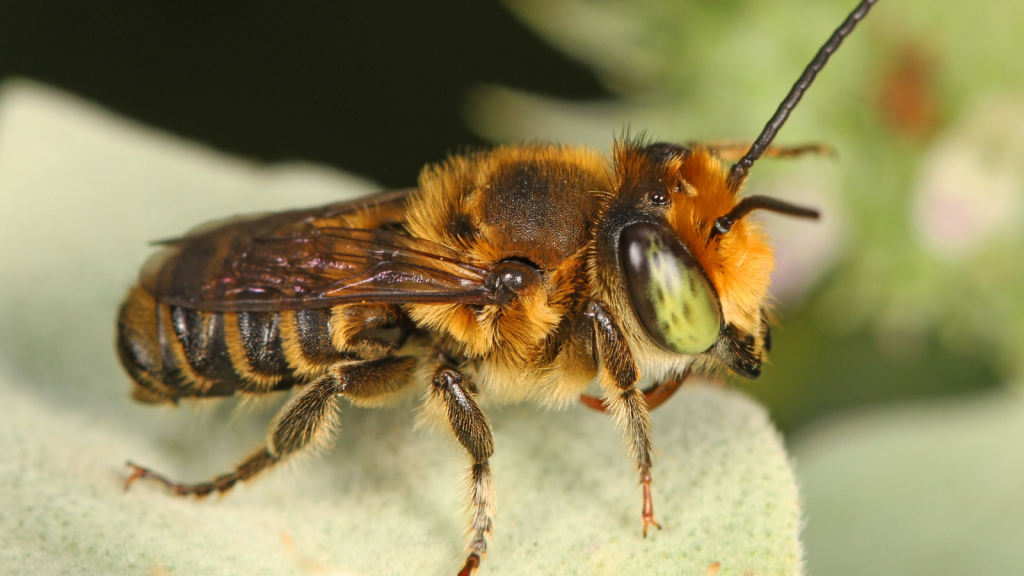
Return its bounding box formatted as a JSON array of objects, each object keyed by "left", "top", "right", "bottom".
[
  {"left": 457, "top": 553, "right": 481, "bottom": 576},
  {"left": 642, "top": 515, "right": 662, "bottom": 537},
  {"left": 123, "top": 461, "right": 146, "bottom": 492},
  {"left": 122, "top": 460, "right": 216, "bottom": 497},
  {"left": 641, "top": 470, "right": 661, "bottom": 537}
]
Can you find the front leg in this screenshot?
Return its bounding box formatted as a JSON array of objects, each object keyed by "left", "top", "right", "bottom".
[
  {"left": 584, "top": 300, "right": 661, "bottom": 536},
  {"left": 427, "top": 362, "right": 495, "bottom": 576}
]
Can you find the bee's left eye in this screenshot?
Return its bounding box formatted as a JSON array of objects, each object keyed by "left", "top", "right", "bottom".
[{"left": 619, "top": 223, "right": 721, "bottom": 355}]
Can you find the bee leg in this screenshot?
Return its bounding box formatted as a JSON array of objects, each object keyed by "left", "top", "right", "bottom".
[
  {"left": 330, "top": 303, "right": 410, "bottom": 359},
  {"left": 125, "top": 449, "right": 278, "bottom": 497},
  {"left": 124, "top": 372, "right": 340, "bottom": 496},
  {"left": 581, "top": 367, "right": 693, "bottom": 412},
  {"left": 640, "top": 372, "right": 688, "bottom": 410},
  {"left": 584, "top": 300, "right": 661, "bottom": 536},
  {"left": 693, "top": 140, "right": 834, "bottom": 161},
  {"left": 427, "top": 363, "right": 494, "bottom": 576},
  {"left": 126, "top": 356, "right": 417, "bottom": 497}
]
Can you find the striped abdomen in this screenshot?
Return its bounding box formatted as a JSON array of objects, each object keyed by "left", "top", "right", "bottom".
[{"left": 117, "top": 286, "right": 404, "bottom": 404}]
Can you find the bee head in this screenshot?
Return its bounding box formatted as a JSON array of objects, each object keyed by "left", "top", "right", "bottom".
[
  {"left": 593, "top": 0, "right": 876, "bottom": 375},
  {"left": 597, "top": 141, "right": 776, "bottom": 362},
  {"left": 589, "top": 137, "right": 821, "bottom": 379}
]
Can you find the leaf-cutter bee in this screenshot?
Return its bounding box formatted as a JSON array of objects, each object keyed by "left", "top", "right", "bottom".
[{"left": 117, "top": 1, "right": 877, "bottom": 573}]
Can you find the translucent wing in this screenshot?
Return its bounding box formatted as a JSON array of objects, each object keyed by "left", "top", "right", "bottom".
[{"left": 141, "top": 189, "right": 495, "bottom": 311}]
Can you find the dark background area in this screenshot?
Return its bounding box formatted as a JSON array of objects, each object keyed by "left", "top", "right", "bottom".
[{"left": 0, "top": 0, "right": 607, "bottom": 188}]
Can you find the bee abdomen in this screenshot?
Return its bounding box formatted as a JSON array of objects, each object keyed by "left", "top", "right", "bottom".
[
  {"left": 160, "top": 304, "right": 240, "bottom": 395},
  {"left": 117, "top": 288, "right": 404, "bottom": 403},
  {"left": 116, "top": 286, "right": 179, "bottom": 403},
  {"left": 222, "top": 310, "right": 292, "bottom": 391},
  {"left": 285, "top": 309, "right": 352, "bottom": 367}
]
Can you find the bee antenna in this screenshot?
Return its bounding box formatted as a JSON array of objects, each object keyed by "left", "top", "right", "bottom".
[
  {"left": 709, "top": 195, "right": 819, "bottom": 239},
  {"left": 727, "top": 0, "right": 879, "bottom": 191}
]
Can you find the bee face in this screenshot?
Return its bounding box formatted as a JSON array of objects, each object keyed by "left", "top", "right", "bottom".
[{"left": 595, "top": 141, "right": 774, "bottom": 365}]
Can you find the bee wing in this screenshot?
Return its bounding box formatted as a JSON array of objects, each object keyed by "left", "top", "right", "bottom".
[{"left": 141, "top": 189, "right": 496, "bottom": 312}]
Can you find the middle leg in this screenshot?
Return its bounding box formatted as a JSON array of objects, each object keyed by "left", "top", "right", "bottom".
[
  {"left": 580, "top": 366, "right": 693, "bottom": 413},
  {"left": 425, "top": 362, "right": 495, "bottom": 576}
]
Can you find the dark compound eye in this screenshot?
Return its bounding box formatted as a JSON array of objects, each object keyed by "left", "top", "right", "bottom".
[
  {"left": 648, "top": 189, "right": 668, "bottom": 205},
  {"left": 619, "top": 222, "right": 722, "bottom": 355}
]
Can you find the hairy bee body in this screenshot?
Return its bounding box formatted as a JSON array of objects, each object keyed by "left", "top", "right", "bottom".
[
  {"left": 118, "top": 143, "right": 766, "bottom": 409},
  {"left": 120, "top": 145, "right": 591, "bottom": 406},
  {"left": 119, "top": 142, "right": 778, "bottom": 574},
  {"left": 118, "top": 2, "right": 878, "bottom": 572}
]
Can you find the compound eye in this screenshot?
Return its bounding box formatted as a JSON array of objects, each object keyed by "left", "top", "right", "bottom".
[{"left": 619, "top": 222, "right": 721, "bottom": 355}]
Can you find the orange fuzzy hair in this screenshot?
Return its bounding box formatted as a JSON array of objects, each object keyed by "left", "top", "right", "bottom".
[
  {"left": 406, "top": 144, "right": 610, "bottom": 269},
  {"left": 614, "top": 143, "right": 774, "bottom": 336},
  {"left": 673, "top": 147, "right": 774, "bottom": 335},
  {"left": 402, "top": 144, "right": 610, "bottom": 363}
]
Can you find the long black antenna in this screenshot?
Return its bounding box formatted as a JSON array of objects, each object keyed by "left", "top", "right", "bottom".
[
  {"left": 727, "top": 0, "right": 879, "bottom": 190},
  {"left": 709, "top": 195, "right": 820, "bottom": 239}
]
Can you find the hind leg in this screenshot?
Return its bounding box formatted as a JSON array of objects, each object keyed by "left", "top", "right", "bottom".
[{"left": 126, "top": 356, "right": 417, "bottom": 496}]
